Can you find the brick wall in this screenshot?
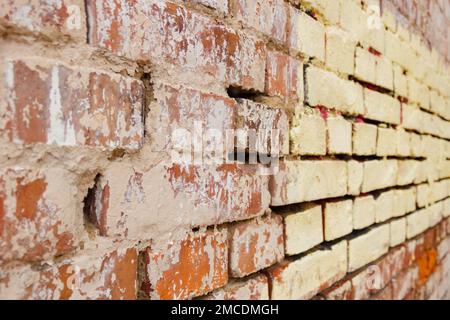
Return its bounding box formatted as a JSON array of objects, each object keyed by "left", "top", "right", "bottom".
[{"left": 0, "top": 0, "right": 449, "bottom": 300}]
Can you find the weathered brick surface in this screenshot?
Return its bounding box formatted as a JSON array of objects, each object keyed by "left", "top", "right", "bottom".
[
  {"left": 139, "top": 229, "right": 228, "bottom": 300},
  {"left": 1, "top": 58, "right": 144, "bottom": 149},
  {"left": 1, "top": 0, "right": 450, "bottom": 301},
  {"left": 228, "top": 214, "right": 284, "bottom": 277}
]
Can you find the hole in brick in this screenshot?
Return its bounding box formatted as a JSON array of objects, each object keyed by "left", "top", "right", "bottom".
[
  {"left": 227, "top": 86, "right": 260, "bottom": 100},
  {"left": 83, "top": 174, "right": 108, "bottom": 236}
]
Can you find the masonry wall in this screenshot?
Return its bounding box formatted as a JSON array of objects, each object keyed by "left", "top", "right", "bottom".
[{"left": 0, "top": 0, "right": 449, "bottom": 300}]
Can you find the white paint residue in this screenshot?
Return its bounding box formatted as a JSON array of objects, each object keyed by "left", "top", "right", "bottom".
[{"left": 48, "top": 66, "right": 76, "bottom": 146}]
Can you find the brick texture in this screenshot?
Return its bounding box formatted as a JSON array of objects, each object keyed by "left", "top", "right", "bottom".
[{"left": 1, "top": 0, "right": 450, "bottom": 301}]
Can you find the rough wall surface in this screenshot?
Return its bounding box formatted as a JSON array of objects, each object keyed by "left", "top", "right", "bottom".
[{"left": 0, "top": 0, "right": 449, "bottom": 300}]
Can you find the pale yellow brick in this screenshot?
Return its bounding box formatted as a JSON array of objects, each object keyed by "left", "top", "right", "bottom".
[
  {"left": 269, "top": 241, "right": 347, "bottom": 300},
  {"left": 416, "top": 184, "right": 431, "bottom": 208},
  {"left": 376, "top": 127, "right": 397, "bottom": 156},
  {"left": 327, "top": 116, "right": 352, "bottom": 154},
  {"left": 353, "top": 195, "right": 376, "bottom": 230},
  {"left": 302, "top": 0, "right": 341, "bottom": 25},
  {"left": 270, "top": 160, "right": 348, "bottom": 205},
  {"left": 390, "top": 218, "right": 406, "bottom": 247},
  {"left": 444, "top": 198, "right": 450, "bottom": 218},
  {"left": 347, "top": 160, "right": 363, "bottom": 196},
  {"left": 396, "top": 129, "right": 411, "bottom": 157},
  {"left": 402, "top": 104, "right": 423, "bottom": 132},
  {"left": 339, "top": 0, "right": 366, "bottom": 40},
  {"left": 325, "top": 27, "right": 355, "bottom": 75},
  {"left": 376, "top": 56, "right": 393, "bottom": 91},
  {"left": 375, "top": 190, "right": 395, "bottom": 223},
  {"left": 382, "top": 10, "right": 396, "bottom": 32},
  {"left": 290, "top": 107, "right": 326, "bottom": 155},
  {"left": 409, "top": 133, "right": 424, "bottom": 158},
  {"left": 430, "top": 90, "right": 445, "bottom": 117},
  {"left": 362, "top": 160, "right": 398, "bottom": 192},
  {"left": 393, "top": 64, "right": 408, "bottom": 97},
  {"left": 396, "top": 24, "right": 410, "bottom": 43},
  {"left": 355, "top": 47, "right": 376, "bottom": 84},
  {"left": 408, "top": 77, "right": 430, "bottom": 110},
  {"left": 306, "top": 66, "right": 364, "bottom": 115},
  {"left": 289, "top": 8, "right": 325, "bottom": 61},
  {"left": 352, "top": 122, "right": 377, "bottom": 155},
  {"left": 429, "top": 202, "right": 443, "bottom": 227},
  {"left": 281, "top": 204, "right": 324, "bottom": 255},
  {"left": 406, "top": 208, "right": 430, "bottom": 239},
  {"left": 324, "top": 199, "right": 353, "bottom": 241},
  {"left": 393, "top": 190, "right": 406, "bottom": 217},
  {"left": 348, "top": 224, "right": 390, "bottom": 272},
  {"left": 397, "top": 160, "right": 420, "bottom": 186},
  {"left": 364, "top": 88, "right": 401, "bottom": 125}
]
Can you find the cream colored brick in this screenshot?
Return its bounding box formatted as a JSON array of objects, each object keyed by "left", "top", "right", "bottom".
[
  {"left": 382, "top": 10, "right": 396, "bottom": 32},
  {"left": 339, "top": 0, "right": 366, "bottom": 40},
  {"left": 303, "top": 0, "right": 341, "bottom": 24},
  {"left": 362, "top": 160, "right": 398, "bottom": 192},
  {"left": 269, "top": 241, "right": 347, "bottom": 300},
  {"left": 429, "top": 202, "right": 443, "bottom": 227},
  {"left": 409, "top": 133, "right": 424, "bottom": 158},
  {"left": 281, "top": 204, "right": 323, "bottom": 255},
  {"left": 289, "top": 8, "right": 325, "bottom": 61},
  {"left": 327, "top": 116, "right": 352, "bottom": 154},
  {"left": 324, "top": 199, "right": 353, "bottom": 241},
  {"left": 353, "top": 195, "right": 376, "bottom": 230},
  {"left": 408, "top": 77, "right": 430, "bottom": 110},
  {"left": 348, "top": 224, "right": 390, "bottom": 272},
  {"left": 416, "top": 184, "right": 431, "bottom": 208},
  {"left": 376, "top": 127, "right": 397, "bottom": 156},
  {"left": 376, "top": 56, "right": 394, "bottom": 90},
  {"left": 390, "top": 218, "right": 406, "bottom": 247},
  {"left": 364, "top": 88, "right": 401, "bottom": 125},
  {"left": 375, "top": 190, "right": 395, "bottom": 223},
  {"left": 290, "top": 107, "right": 326, "bottom": 155},
  {"left": 325, "top": 27, "right": 355, "bottom": 75},
  {"left": 397, "top": 160, "right": 419, "bottom": 186},
  {"left": 270, "top": 160, "right": 348, "bottom": 205},
  {"left": 393, "top": 188, "right": 416, "bottom": 217},
  {"left": 402, "top": 104, "right": 423, "bottom": 131},
  {"left": 306, "top": 66, "right": 364, "bottom": 115},
  {"left": 355, "top": 47, "right": 376, "bottom": 84},
  {"left": 396, "top": 129, "right": 411, "bottom": 157},
  {"left": 406, "top": 208, "right": 430, "bottom": 239},
  {"left": 393, "top": 64, "right": 408, "bottom": 97},
  {"left": 444, "top": 198, "right": 450, "bottom": 218},
  {"left": 348, "top": 160, "right": 363, "bottom": 196},
  {"left": 352, "top": 122, "right": 377, "bottom": 155}
]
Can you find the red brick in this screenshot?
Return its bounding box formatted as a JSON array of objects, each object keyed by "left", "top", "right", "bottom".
[
  {"left": 87, "top": 0, "right": 266, "bottom": 91},
  {"left": 391, "top": 267, "right": 419, "bottom": 300},
  {"left": 322, "top": 280, "right": 354, "bottom": 300},
  {"left": 1, "top": 58, "right": 144, "bottom": 149},
  {"left": 228, "top": 214, "right": 284, "bottom": 277},
  {"left": 0, "top": 246, "right": 137, "bottom": 299},
  {"left": 0, "top": 0, "right": 86, "bottom": 41},
  {"left": 85, "top": 162, "right": 270, "bottom": 238},
  {"left": 370, "top": 285, "right": 393, "bottom": 300},
  {"left": 139, "top": 229, "right": 228, "bottom": 300},
  {"left": 149, "top": 83, "right": 236, "bottom": 158},
  {"left": 231, "top": 0, "right": 288, "bottom": 43},
  {"left": 0, "top": 168, "right": 80, "bottom": 264},
  {"left": 201, "top": 274, "right": 269, "bottom": 300},
  {"left": 235, "top": 99, "right": 289, "bottom": 156},
  {"left": 265, "top": 51, "right": 303, "bottom": 100}
]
